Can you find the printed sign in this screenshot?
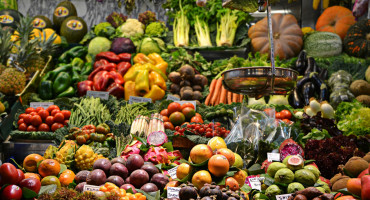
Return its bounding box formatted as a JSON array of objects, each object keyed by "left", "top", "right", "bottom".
[
  {"left": 167, "top": 187, "right": 181, "bottom": 198},
  {"left": 129, "top": 96, "right": 152, "bottom": 104},
  {"left": 267, "top": 153, "right": 280, "bottom": 162},
  {"left": 167, "top": 166, "right": 178, "bottom": 179},
  {"left": 167, "top": 95, "right": 180, "bottom": 101},
  {"left": 174, "top": 101, "right": 197, "bottom": 110},
  {"left": 276, "top": 194, "right": 293, "bottom": 200},
  {"left": 54, "top": 6, "right": 69, "bottom": 17},
  {"left": 86, "top": 91, "right": 109, "bottom": 100},
  {"left": 0, "top": 15, "right": 13, "bottom": 24},
  {"left": 30, "top": 102, "right": 54, "bottom": 110},
  {"left": 248, "top": 177, "right": 261, "bottom": 191},
  {"left": 83, "top": 184, "right": 100, "bottom": 193},
  {"left": 66, "top": 19, "right": 84, "bottom": 30}
]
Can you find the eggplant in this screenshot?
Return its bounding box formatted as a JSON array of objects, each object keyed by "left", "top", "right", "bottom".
[
  {"left": 304, "top": 57, "right": 319, "bottom": 75},
  {"left": 295, "top": 50, "right": 307, "bottom": 75},
  {"left": 296, "top": 75, "right": 312, "bottom": 93},
  {"left": 319, "top": 68, "right": 328, "bottom": 80},
  {"left": 302, "top": 82, "right": 316, "bottom": 105},
  {"left": 310, "top": 73, "right": 330, "bottom": 102},
  {"left": 289, "top": 88, "right": 304, "bottom": 108}
]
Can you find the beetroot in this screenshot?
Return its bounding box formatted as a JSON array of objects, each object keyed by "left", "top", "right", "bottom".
[{"left": 279, "top": 139, "right": 304, "bottom": 161}]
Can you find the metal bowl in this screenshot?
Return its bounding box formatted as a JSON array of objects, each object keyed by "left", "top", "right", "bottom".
[{"left": 222, "top": 67, "right": 298, "bottom": 98}]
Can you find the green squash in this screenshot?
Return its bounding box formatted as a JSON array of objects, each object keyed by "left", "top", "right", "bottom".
[{"left": 304, "top": 31, "right": 343, "bottom": 58}]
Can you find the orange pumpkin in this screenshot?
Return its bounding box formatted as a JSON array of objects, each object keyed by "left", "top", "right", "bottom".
[
  {"left": 248, "top": 14, "right": 303, "bottom": 60},
  {"left": 316, "top": 6, "right": 356, "bottom": 40}
]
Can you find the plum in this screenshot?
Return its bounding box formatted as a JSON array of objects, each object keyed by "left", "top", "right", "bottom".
[
  {"left": 86, "top": 169, "right": 106, "bottom": 186},
  {"left": 75, "top": 170, "right": 90, "bottom": 184},
  {"left": 110, "top": 163, "right": 129, "bottom": 179},
  {"left": 106, "top": 175, "right": 124, "bottom": 187},
  {"left": 93, "top": 159, "right": 111, "bottom": 174},
  {"left": 140, "top": 183, "right": 158, "bottom": 192},
  {"left": 130, "top": 169, "right": 149, "bottom": 188},
  {"left": 111, "top": 157, "right": 126, "bottom": 166},
  {"left": 125, "top": 177, "right": 130, "bottom": 184},
  {"left": 151, "top": 173, "right": 169, "bottom": 190},
  {"left": 141, "top": 164, "right": 160, "bottom": 178},
  {"left": 120, "top": 184, "right": 137, "bottom": 193},
  {"left": 126, "top": 154, "right": 144, "bottom": 173}
]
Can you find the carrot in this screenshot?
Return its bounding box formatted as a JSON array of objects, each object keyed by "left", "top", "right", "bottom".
[
  {"left": 215, "top": 91, "right": 221, "bottom": 105},
  {"left": 205, "top": 79, "right": 217, "bottom": 105},
  {"left": 239, "top": 94, "right": 244, "bottom": 103},
  {"left": 232, "top": 93, "right": 238, "bottom": 103},
  {"left": 220, "top": 85, "right": 227, "bottom": 104},
  {"left": 211, "top": 78, "right": 223, "bottom": 105},
  {"left": 227, "top": 91, "right": 232, "bottom": 104}
]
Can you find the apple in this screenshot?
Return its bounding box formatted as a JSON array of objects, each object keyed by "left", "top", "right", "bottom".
[
  {"left": 2, "top": 185, "right": 22, "bottom": 200},
  {"left": 0, "top": 163, "right": 18, "bottom": 185},
  {"left": 19, "top": 178, "right": 41, "bottom": 194},
  {"left": 16, "top": 169, "right": 25, "bottom": 184}
]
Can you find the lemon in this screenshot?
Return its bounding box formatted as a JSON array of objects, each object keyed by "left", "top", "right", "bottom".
[{"left": 207, "top": 136, "right": 227, "bottom": 151}]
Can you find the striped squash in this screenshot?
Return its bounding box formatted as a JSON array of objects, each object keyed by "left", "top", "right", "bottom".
[{"left": 304, "top": 32, "right": 343, "bottom": 58}]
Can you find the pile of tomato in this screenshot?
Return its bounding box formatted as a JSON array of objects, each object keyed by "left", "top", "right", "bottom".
[
  {"left": 264, "top": 108, "right": 293, "bottom": 124},
  {"left": 17, "top": 105, "right": 71, "bottom": 132},
  {"left": 160, "top": 102, "right": 204, "bottom": 130},
  {"left": 174, "top": 122, "right": 230, "bottom": 138}
]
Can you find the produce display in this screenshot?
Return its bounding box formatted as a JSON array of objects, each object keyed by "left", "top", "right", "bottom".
[{"left": 0, "top": 1, "right": 369, "bottom": 200}]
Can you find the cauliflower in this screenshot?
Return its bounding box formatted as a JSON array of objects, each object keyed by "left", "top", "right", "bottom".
[
  {"left": 94, "top": 22, "right": 115, "bottom": 37},
  {"left": 145, "top": 22, "right": 167, "bottom": 37},
  {"left": 117, "top": 18, "right": 145, "bottom": 38}
]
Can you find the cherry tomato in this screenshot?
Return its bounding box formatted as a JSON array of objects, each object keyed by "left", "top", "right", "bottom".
[
  {"left": 23, "top": 114, "right": 32, "bottom": 124},
  {"left": 18, "top": 123, "right": 27, "bottom": 131},
  {"left": 37, "top": 109, "right": 49, "bottom": 121},
  {"left": 29, "top": 112, "right": 38, "bottom": 116},
  {"left": 0, "top": 163, "right": 19, "bottom": 185},
  {"left": 27, "top": 125, "right": 37, "bottom": 132},
  {"left": 18, "top": 113, "right": 27, "bottom": 120},
  {"left": 63, "top": 120, "right": 69, "bottom": 126},
  {"left": 38, "top": 123, "right": 50, "bottom": 132},
  {"left": 31, "top": 115, "right": 42, "bottom": 127},
  {"left": 160, "top": 109, "right": 169, "bottom": 117},
  {"left": 175, "top": 126, "right": 180, "bottom": 131},
  {"left": 50, "top": 109, "right": 60, "bottom": 116},
  {"left": 54, "top": 112, "right": 65, "bottom": 123},
  {"left": 190, "top": 116, "right": 203, "bottom": 124},
  {"left": 35, "top": 107, "right": 44, "bottom": 112},
  {"left": 45, "top": 116, "right": 54, "bottom": 126},
  {"left": 275, "top": 112, "right": 283, "bottom": 120},
  {"left": 280, "top": 110, "right": 292, "bottom": 120},
  {"left": 198, "top": 127, "right": 205, "bottom": 134},
  {"left": 51, "top": 123, "right": 64, "bottom": 132},
  {"left": 17, "top": 118, "right": 24, "bottom": 125},
  {"left": 164, "top": 122, "right": 174, "bottom": 130},
  {"left": 180, "top": 102, "right": 195, "bottom": 110},
  {"left": 61, "top": 110, "right": 71, "bottom": 119},
  {"left": 46, "top": 105, "right": 59, "bottom": 113},
  {"left": 205, "top": 131, "right": 213, "bottom": 138},
  {"left": 25, "top": 107, "right": 35, "bottom": 114}
]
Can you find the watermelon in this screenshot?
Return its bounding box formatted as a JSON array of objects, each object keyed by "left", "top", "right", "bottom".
[
  {"left": 0, "top": 0, "right": 17, "bottom": 11},
  {"left": 303, "top": 32, "right": 343, "bottom": 58}
]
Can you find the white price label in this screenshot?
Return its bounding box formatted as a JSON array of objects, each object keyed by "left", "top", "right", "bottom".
[
  {"left": 174, "top": 101, "right": 197, "bottom": 110},
  {"left": 83, "top": 184, "right": 101, "bottom": 193},
  {"left": 129, "top": 96, "right": 152, "bottom": 104},
  {"left": 167, "top": 187, "right": 181, "bottom": 198},
  {"left": 30, "top": 102, "right": 54, "bottom": 110},
  {"left": 248, "top": 177, "right": 261, "bottom": 191},
  {"left": 276, "top": 194, "right": 292, "bottom": 200},
  {"left": 167, "top": 166, "right": 178, "bottom": 179},
  {"left": 167, "top": 95, "right": 180, "bottom": 101},
  {"left": 86, "top": 91, "right": 109, "bottom": 100},
  {"left": 267, "top": 153, "right": 280, "bottom": 162}
]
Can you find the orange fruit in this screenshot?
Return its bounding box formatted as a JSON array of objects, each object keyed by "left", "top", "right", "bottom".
[
  {"left": 24, "top": 173, "right": 41, "bottom": 181},
  {"left": 169, "top": 111, "right": 185, "bottom": 126},
  {"left": 216, "top": 148, "right": 235, "bottom": 166},
  {"left": 335, "top": 196, "right": 357, "bottom": 200},
  {"left": 165, "top": 180, "right": 180, "bottom": 190},
  {"left": 208, "top": 155, "right": 230, "bottom": 177},
  {"left": 23, "top": 154, "right": 44, "bottom": 172},
  {"left": 189, "top": 144, "right": 213, "bottom": 164},
  {"left": 38, "top": 159, "right": 61, "bottom": 177},
  {"left": 59, "top": 170, "right": 75, "bottom": 187},
  {"left": 225, "top": 177, "right": 239, "bottom": 191},
  {"left": 233, "top": 170, "right": 247, "bottom": 187},
  {"left": 192, "top": 170, "right": 212, "bottom": 189},
  {"left": 346, "top": 178, "right": 361, "bottom": 196},
  {"left": 61, "top": 169, "right": 75, "bottom": 175},
  {"left": 176, "top": 163, "right": 192, "bottom": 180}
]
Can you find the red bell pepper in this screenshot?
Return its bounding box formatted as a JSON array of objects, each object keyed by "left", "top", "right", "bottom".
[
  {"left": 117, "top": 62, "right": 131, "bottom": 77},
  {"left": 93, "top": 59, "right": 109, "bottom": 69},
  {"left": 107, "top": 83, "right": 125, "bottom": 99},
  {"left": 93, "top": 71, "right": 113, "bottom": 91},
  {"left": 88, "top": 63, "right": 117, "bottom": 81},
  {"left": 77, "top": 80, "right": 93, "bottom": 96},
  {"left": 118, "top": 53, "right": 131, "bottom": 62},
  {"left": 96, "top": 52, "right": 121, "bottom": 63},
  {"left": 109, "top": 71, "right": 124, "bottom": 85}
]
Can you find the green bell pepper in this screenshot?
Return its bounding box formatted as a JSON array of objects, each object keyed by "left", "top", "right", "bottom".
[
  {"left": 53, "top": 72, "right": 72, "bottom": 95},
  {"left": 71, "top": 57, "right": 84, "bottom": 70},
  {"left": 58, "top": 46, "right": 87, "bottom": 63},
  {"left": 71, "top": 68, "right": 80, "bottom": 83},
  {"left": 41, "top": 71, "right": 52, "bottom": 82},
  {"left": 56, "top": 86, "right": 75, "bottom": 98},
  {"left": 81, "top": 62, "right": 93, "bottom": 76},
  {"left": 39, "top": 80, "right": 53, "bottom": 100},
  {"left": 49, "top": 64, "right": 72, "bottom": 81}
]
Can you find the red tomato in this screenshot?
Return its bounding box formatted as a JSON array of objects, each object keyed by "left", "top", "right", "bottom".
[
  {"left": 1, "top": 185, "right": 22, "bottom": 200},
  {"left": 54, "top": 112, "right": 65, "bottom": 123},
  {"left": 25, "top": 107, "right": 35, "bottom": 114},
  {"left": 282, "top": 119, "right": 292, "bottom": 125},
  {"left": 23, "top": 114, "right": 32, "bottom": 124},
  {"left": 163, "top": 116, "right": 169, "bottom": 122},
  {"left": 280, "top": 110, "right": 292, "bottom": 120},
  {"left": 29, "top": 112, "right": 38, "bottom": 116},
  {"left": 17, "top": 118, "right": 24, "bottom": 125},
  {"left": 164, "top": 122, "right": 175, "bottom": 130},
  {"left": 18, "top": 113, "right": 27, "bottom": 120},
  {"left": 35, "top": 107, "right": 44, "bottom": 113},
  {"left": 18, "top": 123, "right": 27, "bottom": 131},
  {"left": 190, "top": 116, "right": 203, "bottom": 124},
  {"left": 275, "top": 112, "right": 283, "bottom": 120},
  {"left": 31, "top": 115, "right": 42, "bottom": 126},
  {"left": 61, "top": 110, "right": 71, "bottom": 120},
  {"left": 51, "top": 123, "right": 64, "bottom": 132},
  {"left": 27, "top": 125, "right": 37, "bottom": 132},
  {"left": 181, "top": 102, "right": 195, "bottom": 110},
  {"left": 38, "top": 110, "right": 49, "bottom": 121},
  {"left": 38, "top": 123, "right": 50, "bottom": 132},
  {"left": 63, "top": 120, "right": 69, "bottom": 126},
  {"left": 195, "top": 113, "right": 202, "bottom": 118},
  {"left": 167, "top": 102, "right": 182, "bottom": 115},
  {"left": 50, "top": 109, "right": 60, "bottom": 116},
  {"left": 160, "top": 109, "right": 169, "bottom": 117},
  {"left": 0, "top": 163, "right": 18, "bottom": 185},
  {"left": 16, "top": 169, "right": 24, "bottom": 184},
  {"left": 46, "top": 105, "right": 59, "bottom": 113},
  {"left": 45, "top": 116, "right": 54, "bottom": 126}
]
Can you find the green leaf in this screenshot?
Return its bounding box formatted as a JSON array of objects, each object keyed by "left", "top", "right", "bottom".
[
  {"left": 68, "top": 180, "right": 77, "bottom": 189},
  {"left": 162, "top": 142, "right": 174, "bottom": 152},
  {"left": 247, "top": 164, "right": 265, "bottom": 175},
  {"left": 136, "top": 189, "right": 161, "bottom": 200},
  {"left": 22, "top": 187, "right": 38, "bottom": 198},
  {"left": 126, "top": 188, "right": 134, "bottom": 194},
  {"left": 260, "top": 174, "right": 274, "bottom": 186},
  {"left": 38, "top": 184, "right": 57, "bottom": 195},
  {"left": 155, "top": 164, "right": 163, "bottom": 170},
  {"left": 240, "top": 184, "right": 252, "bottom": 193},
  {"left": 59, "top": 164, "right": 67, "bottom": 175},
  {"left": 304, "top": 160, "right": 316, "bottom": 165}
]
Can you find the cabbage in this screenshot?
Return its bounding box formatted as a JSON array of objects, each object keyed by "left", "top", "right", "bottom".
[
  {"left": 88, "top": 37, "right": 112, "bottom": 56},
  {"left": 137, "top": 37, "right": 166, "bottom": 55}
]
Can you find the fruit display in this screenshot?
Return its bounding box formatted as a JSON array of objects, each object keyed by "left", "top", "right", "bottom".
[
  {"left": 160, "top": 102, "right": 203, "bottom": 129},
  {"left": 174, "top": 122, "right": 230, "bottom": 138}
]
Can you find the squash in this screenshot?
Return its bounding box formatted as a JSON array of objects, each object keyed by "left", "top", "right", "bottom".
[
  {"left": 315, "top": 6, "right": 356, "bottom": 40},
  {"left": 304, "top": 32, "right": 342, "bottom": 58},
  {"left": 248, "top": 13, "right": 303, "bottom": 60},
  {"left": 343, "top": 19, "right": 370, "bottom": 58}
]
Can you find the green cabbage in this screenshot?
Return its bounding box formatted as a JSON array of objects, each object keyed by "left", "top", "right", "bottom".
[{"left": 88, "top": 37, "right": 112, "bottom": 56}]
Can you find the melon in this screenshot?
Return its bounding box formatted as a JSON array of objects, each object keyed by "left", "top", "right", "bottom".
[
  {"left": 32, "top": 15, "right": 53, "bottom": 30},
  {"left": 53, "top": 0, "right": 77, "bottom": 30},
  {"left": 304, "top": 32, "right": 343, "bottom": 58},
  {"left": 60, "top": 16, "right": 87, "bottom": 43},
  {"left": 0, "top": 9, "right": 22, "bottom": 29}
]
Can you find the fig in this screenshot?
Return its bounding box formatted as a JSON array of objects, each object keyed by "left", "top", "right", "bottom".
[
  {"left": 170, "top": 84, "right": 181, "bottom": 94},
  {"left": 75, "top": 182, "right": 86, "bottom": 192},
  {"left": 126, "top": 154, "right": 144, "bottom": 173},
  {"left": 106, "top": 175, "right": 124, "bottom": 187},
  {"left": 168, "top": 72, "right": 182, "bottom": 84},
  {"left": 75, "top": 170, "right": 90, "bottom": 184},
  {"left": 150, "top": 173, "right": 169, "bottom": 190},
  {"left": 192, "top": 85, "right": 203, "bottom": 91},
  {"left": 93, "top": 159, "right": 111, "bottom": 174},
  {"left": 141, "top": 164, "right": 160, "bottom": 178},
  {"left": 120, "top": 184, "right": 137, "bottom": 193},
  {"left": 111, "top": 157, "right": 126, "bottom": 166},
  {"left": 140, "top": 183, "right": 158, "bottom": 192},
  {"left": 179, "top": 65, "right": 195, "bottom": 80},
  {"left": 86, "top": 169, "right": 106, "bottom": 186},
  {"left": 130, "top": 169, "right": 149, "bottom": 188}
]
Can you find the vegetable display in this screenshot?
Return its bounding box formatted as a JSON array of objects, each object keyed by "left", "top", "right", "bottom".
[{"left": 343, "top": 19, "right": 370, "bottom": 58}]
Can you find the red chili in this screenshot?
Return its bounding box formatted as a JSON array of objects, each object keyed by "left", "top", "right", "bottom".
[
  {"left": 118, "top": 53, "right": 131, "bottom": 62},
  {"left": 96, "top": 52, "right": 121, "bottom": 63}
]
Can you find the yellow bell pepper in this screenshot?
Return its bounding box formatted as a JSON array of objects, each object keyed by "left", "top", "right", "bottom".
[
  {"left": 135, "top": 70, "right": 150, "bottom": 96},
  {"left": 133, "top": 53, "right": 155, "bottom": 65},
  {"left": 124, "top": 81, "right": 137, "bottom": 100},
  {"left": 149, "top": 71, "right": 166, "bottom": 91},
  {"left": 144, "top": 85, "right": 165, "bottom": 102},
  {"left": 124, "top": 63, "right": 150, "bottom": 82},
  {"left": 148, "top": 53, "right": 168, "bottom": 75}
]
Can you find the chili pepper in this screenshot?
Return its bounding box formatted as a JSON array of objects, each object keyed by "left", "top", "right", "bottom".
[
  {"left": 96, "top": 123, "right": 110, "bottom": 135},
  {"left": 82, "top": 124, "right": 96, "bottom": 134},
  {"left": 149, "top": 71, "right": 166, "bottom": 90},
  {"left": 124, "top": 81, "right": 137, "bottom": 100},
  {"left": 107, "top": 83, "right": 125, "bottom": 99},
  {"left": 135, "top": 70, "right": 150, "bottom": 96},
  {"left": 93, "top": 71, "right": 113, "bottom": 91},
  {"left": 133, "top": 53, "right": 155, "bottom": 64},
  {"left": 109, "top": 71, "right": 124, "bottom": 85},
  {"left": 118, "top": 53, "right": 131, "bottom": 62},
  {"left": 85, "top": 53, "right": 93, "bottom": 63},
  {"left": 56, "top": 86, "right": 75, "bottom": 98},
  {"left": 38, "top": 80, "right": 53, "bottom": 100},
  {"left": 96, "top": 51, "right": 121, "bottom": 63},
  {"left": 88, "top": 63, "right": 117, "bottom": 81},
  {"left": 49, "top": 64, "right": 72, "bottom": 81},
  {"left": 77, "top": 80, "right": 93, "bottom": 96},
  {"left": 117, "top": 62, "right": 131, "bottom": 77},
  {"left": 144, "top": 84, "right": 165, "bottom": 102},
  {"left": 93, "top": 59, "right": 109, "bottom": 69},
  {"left": 53, "top": 72, "right": 72, "bottom": 95},
  {"left": 71, "top": 57, "right": 84, "bottom": 70},
  {"left": 81, "top": 62, "right": 93, "bottom": 76}
]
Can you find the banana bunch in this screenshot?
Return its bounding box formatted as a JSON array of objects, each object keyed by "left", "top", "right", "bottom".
[{"left": 313, "top": 0, "right": 330, "bottom": 10}]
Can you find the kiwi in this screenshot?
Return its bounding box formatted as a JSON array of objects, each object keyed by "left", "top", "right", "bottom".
[
  {"left": 356, "top": 95, "right": 370, "bottom": 106},
  {"left": 170, "top": 84, "right": 181, "bottom": 94},
  {"left": 168, "top": 72, "right": 182, "bottom": 84},
  {"left": 179, "top": 64, "right": 195, "bottom": 80},
  {"left": 192, "top": 91, "right": 203, "bottom": 100},
  {"left": 363, "top": 152, "right": 370, "bottom": 163},
  {"left": 180, "top": 80, "right": 191, "bottom": 87},
  {"left": 192, "top": 85, "right": 203, "bottom": 91},
  {"left": 181, "top": 90, "right": 194, "bottom": 100},
  {"left": 332, "top": 176, "right": 350, "bottom": 191},
  {"left": 344, "top": 157, "right": 369, "bottom": 177}
]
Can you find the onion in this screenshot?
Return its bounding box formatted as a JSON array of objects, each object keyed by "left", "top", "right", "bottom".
[
  {"left": 320, "top": 101, "right": 335, "bottom": 119},
  {"left": 309, "top": 97, "right": 321, "bottom": 113},
  {"left": 294, "top": 111, "right": 304, "bottom": 119},
  {"left": 304, "top": 106, "right": 316, "bottom": 117}
]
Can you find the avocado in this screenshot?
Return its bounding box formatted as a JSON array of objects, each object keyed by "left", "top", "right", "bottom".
[
  {"left": 0, "top": 9, "right": 22, "bottom": 29},
  {"left": 32, "top": 15, "right": 53, "bottom": 30},
  {"left": 53, "top": 0, "right": 77, "bottom": 30},
  {"left": 60, "top": 16, "right": 87, "bottom": 43}
]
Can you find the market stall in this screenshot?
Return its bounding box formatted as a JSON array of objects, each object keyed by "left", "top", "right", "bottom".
[{"left": 0, "top": 0, "right": 369, "bottom": 199}]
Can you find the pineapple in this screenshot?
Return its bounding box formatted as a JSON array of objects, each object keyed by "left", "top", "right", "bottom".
[
  {"left": 55, "top": 140, "right": 77, "bottom": 168},
  {"left": 0, "top": 68, "right": 26, "bottom": 95},
  {"left": 75, "top": 145, "right": 97, "bottom": 170},
  {"left": 0, "top": 25, "right": 13, "bottom": 73},
  {"left": 43, "top": 145, "right": 58, "bottom": 159}
]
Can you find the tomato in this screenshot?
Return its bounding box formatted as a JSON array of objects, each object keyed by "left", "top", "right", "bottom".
[
  {"left": 181, "top": 102, "right": 195, "bottom": 110},
  {"left": 1, "top": 185, "right": 22, "bottom": 200},
  {"left": 27, "top": 125, "right": 37, "bottom": 132},
  {"left": 160, "top": 109, "right": 169, "bottom": 117},
  {"left": 195, "top": 113, "right": 202, "bottom": 118},
  {"left": 164, "top": 122, "right": 175, "bottom": 130},
  {"left": 35, "top": 107, "right": 44, "bottom": 112},
  {"left": 18, "top": 123, "right": 27, "bottom": 131},
  {"left": 25, "top": 107, "right": 35, "bottom": 114},
  {"left": 18, "top": 113, "right": 27, "bottom": 120},
  {"left": 275, "top": 112, "right": 283, "bottom": 119},
  {"left": 17, "top": 118, "right": 24, "bottom": 125},
  {"left": 205, "top": 131, "right": 213, "bottom": 138},
  {"left": 198, "top": 127, "right": 205, "bottom": 134},
  {"left": 31, "top": 115, "right": 42, "bottom": 126},
  {"left": 190, "top": 116, "right": 203, "bottom": 123},
  {"left": 50, "top": 109, "right": 60, "bottom": 116},
  {"left": 0, "top": 163, "right": 18, "bottom": 185},
  {"left": 46, "top": 105, "right": 59, "bottom": 113},
  {"left": 167, "top": 102, "right": 182, "bottom": 115},
  {"left": 23, "top": 114, "right": 32, "bottom": 124},
  {"left": 163, "top": 116, "right": 169, "bottom": 122},
  {"left": 38, "top": 123, "right": 50, "bottom": 132},
  {"left": 45, "top": 116, "right": 54, "bottom": 126},
  {"left": 51, "top": 123, "right": 64, "bottom": 132},
  {"left": 280, "top": 110, "right": 292, "bottom": 120},
  {"left": 29, "top": 112, "right": 38, "bottom": 116},
  {"left": 16, "top": 169, "right": 24, "bottom": 184},
  {"left": 54, "top": 112, "right": 65, "bottom": 123},
  {"left": 63, "top": 120, "right": 69, "bottom": 126},
  {"left": 61, "top": 110, "right": 71, "bottom": 119},
  {"left": 38, "top": 109, "right": 49, "bottom": 120}
]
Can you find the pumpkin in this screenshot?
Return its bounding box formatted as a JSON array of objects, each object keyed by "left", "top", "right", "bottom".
[
  {"left": 343, "top": 19, "right": 370, "bottom": 58},
  {"left": 248, "top": 14, "right": 303, "bottom": 60},
  {"left": 315, "top": 6, "right": 356, "bottom": 40},
  {"left": 304, "top": 32, "right": 343, "bottom": 58}
]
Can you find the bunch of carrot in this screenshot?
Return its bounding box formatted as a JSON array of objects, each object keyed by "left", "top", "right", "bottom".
[{"left": 205, "top": 77, "right": 244, "bottom": 106}]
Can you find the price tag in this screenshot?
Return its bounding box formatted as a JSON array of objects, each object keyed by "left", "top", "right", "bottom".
[
  {"left": 174, "top": 101, "right": 197, "bottom": 110},
  {"left": 267, "top": 153, "right": 280, "bottom": 162},
  {"left": 167, "top": 187, "right": 181, "bottom": 198},
  {"left": 248, "top": 177, "right": 261, "bottom": 191},
  {"left": 30, "top": 102, "right": 54, "bottom": 110},
  {"left": 86, "top": 91, "right": 109, "bottom": 100},
  {"left": 167, "top": 95, "right": 180, "bottom": 101},
  {"left": 167, "top": 166, "right": 178, "bottom": 179},
  {"left": 276, "top": 194, "right": 292, "bottom": 200},
  {"left": 129, "top": 96, "right": 152, "bottom": 104},
  {"left": 83, "top": 184, "right": 101, "bottom": 193}
]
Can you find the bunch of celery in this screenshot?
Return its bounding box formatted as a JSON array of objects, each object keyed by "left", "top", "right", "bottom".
[{"left": 173, "top": 0, "right": 189, "bottom": 47}]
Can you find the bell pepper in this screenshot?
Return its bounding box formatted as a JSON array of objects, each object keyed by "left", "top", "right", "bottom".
[
  {"left": 39, "top": 80, "right": 53, "bottom": 100},
  {"left": 71, "top": 57, "right": 84, "bottom": 70},
  {"left": 107, "top": 83, "right": 125, "bottom": 99},
  {"left": 41, "top": 71, "right": 52, "bottom": 82},
  {"left": 144, "top": 84, "right": 165, "bottom": 102},
  {"left": 135, "top": 70, "right": 150, "bottom": 96},
  {"left": 77, "top": 80, "right": 93, "bottom": 96},
  {"left": 109, "top": 71, "right": 124, "bottom": 85},
  {"left": 147, "top": 63, "right": 167, "bottom": 81},
  {"left": 124, "top": 81, "right": 137, "bottom": 100},
  {"left": 149, "top": 71, "right": 166, "bottom": 90},
  {"left": 53, "top": 72, "right": 72, "bottom": 95},
  {"left": 148, "top": 53, "right": 168, "bottom": 74},
  {"left": 117, "top": 62, "right": 131, "bottom": 77},
  {"left": 85, "top": 53, "right": 93, "bottom": 63},
  {"left": 133, "top": 53, "right": 155, "bottom": 65},
  {"left": 93, "top": 71, "right": 112, "bottom": 91},
  {"left": 96, "top": 51, "right": 121, "bottom": 63},
  {"left": 118, "top": 53, "right": 131, "bottom": 62},
  {"left": 81, "top": 62, "right": 93, "bottom": 76},
  {"left": 56, "top": 86, "right": 75, "bottom": 98},
  {"left": 71, "top": 68, "right": 81, "bottom": 83},
  {"left": 58, "top": 46, "right": 87, "bottom": 63},
  {"left": 88, "top": 63, "right": 117, "bottom": 81},
  {"left": 96, "top": 123, "right": 110, "bottom": 135},
  {"left": 49, "top": 64, "right": 72, "bottom": 81},
  {"left": 93, "top": 59, "right": 109, "bottom": 69}
]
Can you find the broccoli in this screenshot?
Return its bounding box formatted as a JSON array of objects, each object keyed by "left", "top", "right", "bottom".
[
  {"left": 138, "top": 11, "right": 157, "bottom": 26},
  {"left": 145, "top": 22, "right": 167, "bottom": 37},
  {"left": 117, "top": 19, "right": 145, "bottom": 38},
  {"left": 94, "top": 22, "right": 115, "bottom": 37}
]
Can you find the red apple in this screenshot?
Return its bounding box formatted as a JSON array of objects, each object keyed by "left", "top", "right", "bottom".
[
  {"left": 19, "top": 177, "right": 41, "bottom": 194},
  {"left": 2, "top": 185, "right": 22, "bottom": 200},
  {"left": 16, "top": 169, "right": 25, "bottom": 184},
  {"left": 0, "top": 163, "right": 18, "bottom": 185}
]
